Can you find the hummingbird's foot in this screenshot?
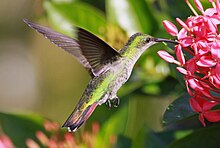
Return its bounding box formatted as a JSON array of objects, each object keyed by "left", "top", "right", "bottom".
[
  {"left": 112, "top": 97, "right": 120, "bottom": 108},
  {"left": 106, "top": 97, "right": 120, "bottom": 109},
  {"left": 106, "top": 99, "right": 112, "bottom": 109}
]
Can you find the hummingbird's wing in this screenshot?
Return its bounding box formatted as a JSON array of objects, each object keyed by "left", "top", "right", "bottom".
[
  {"left": 24, "top": 19, "right": 121, "bottom": 77},
  {"left": 23, "top": 19, "right": 94, "bottom": 76},
  {"left": 77, "top": 28, "right": 121, "bottom": 76}
]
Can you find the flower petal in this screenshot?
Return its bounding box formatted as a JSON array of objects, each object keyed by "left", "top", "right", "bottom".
[
  {"left": 157, "top": 50, "right": 177, "bottom": 63},
  {"left": 207, "top": 19, "right": 217, "bottom": 33},
  {"left": 202, "top": 101, "right": 218, "bottom": 111},
  {"left": 175, "top": 44, "right": 186, "bottom": 65},
  {"left": 204, "top": 8, "right": 216, "bottom": 16},
  {"left": 215, "top": 63, "right": 220, "bottom": 80},
  {"left": 176, "top": 67, "right": 187, "bottom": 75},
  {"left": 186, "top": 58, "right": 197, "bottom": 74},
  {"left": 177, "top": 28, "right": 187, "bottom": 40},
  {"left": 186, "top": 81, "right": 194, "bottom": 96},
  {"left": 163, "top": 20, "right": 178, "bottom": 36},
  {"left": 190, "top": 97, "right": 202, "bottom": 112},
  {"left": 26, "top": 139, "right": 40, "bottom": 148},
  {"left": 216, "top": 0, "right": 220, "bottom": 14},
  {"left": 194, "top": 0, "right": 204, "bottom": 13},
  {"left": 0, "top": 135, "right": 14, "bottom": 148},
  {"left": 188, "top": 78, "right": 204, "bottom": 91},
  {"left": 176, "top": 18, "right": 188, "bottom": 29},
  {"left": 180, "top": 37, "right": 194, "bottom": 47},
  {"left": 36, "top": 131, "right": 49, "bottom": 146},
  {"left": 196, "top": 56, "right": 216, "bottom": 67},
  {"left": 199, "top": 113, "right": 206, "bottom": 126},
  {"left": 204, "top": 110, "right": 220, "bottom": 122},
  {"left": 211, "top": 41, "right": 220, "bottom": 59}
]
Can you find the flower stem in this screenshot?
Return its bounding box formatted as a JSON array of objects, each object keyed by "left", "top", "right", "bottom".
[
  {"left": 212, "top": 1, "right": 216, "bottom": 8},
  {"left": 185, "top": 0, "right": 199, "bottom": 16}
]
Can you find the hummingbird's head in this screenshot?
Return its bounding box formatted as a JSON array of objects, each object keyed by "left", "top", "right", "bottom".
[
  {"left": 124, "top": 33, "right": 156, "bottom": 50},
  {"left": 126, "top": 33, "right": 177, "bottom": 50},
  {"left": 120, "top": 33, "right": 177, "bottom": 58}
]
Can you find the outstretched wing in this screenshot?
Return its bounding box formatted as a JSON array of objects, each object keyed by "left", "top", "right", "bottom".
[
  {"left": 23, "top": 19, "right": 121, "bottom": 77},
  {"left": 77, "top": 28, "right": 121, "bottom": 76},
  {"left": 23, "top": 19, "right": 93, "bottom": 76}
]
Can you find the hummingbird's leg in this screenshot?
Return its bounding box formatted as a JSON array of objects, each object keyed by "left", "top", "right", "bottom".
[
  {"left": 112, "top": 97, "right": 120, "bottom": 108},
  {"left": 106, "top": 99, "right": 112, "bottom": 109}
]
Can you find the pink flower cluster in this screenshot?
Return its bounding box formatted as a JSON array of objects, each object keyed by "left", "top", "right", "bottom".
[
  {"left": 0, "top": 134, "right": 14, "bottom": 148},
  {"left": 158, "top": 0, "right": 220, "bottom": 126},
  {"left": 26, "top": 120, "right": 116, "bottom": 148},
  {"left": 1, "top": 120, "right": 116, "bottom": 148}
]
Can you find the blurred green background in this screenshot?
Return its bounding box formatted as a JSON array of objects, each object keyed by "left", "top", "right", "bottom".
[
  {"left": 0, "top": 0, "right": 183, "bottom": 127},
  {"left": 1, "top": 0, "right": 219, "bottom": 147}
]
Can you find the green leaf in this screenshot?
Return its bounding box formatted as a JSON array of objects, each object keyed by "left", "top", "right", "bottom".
[
  {"left": 44, "top": 1, "right": 107, "bottom": 37},
  {"left": 77, "top": 0, "right": 106, "bottom": 12},
  {"left": 132, "top": 125, "right": 175, "bottom": 148},
  {"left": 162, "top": 94, "right": 199, "bottom": 129},
  {"left": 115, "top": 135, "right": 131, "bottom": 148},
  {"left": 0, "top": 112, "right": 45, "bottom": 147},
  {"left": 94, "top": 105, "right": 129, "bottom": 147},
  {"left": 106, "top": 0, "right": 157, "bottom": 35},
  {"left": 106, "top": 0, "right": 138, "bottom": 35},
  {"left": 170, "top": 64, "right": 186, "bottom": 89},
  {"left": 118, "top": 79, "right": 144, "bottom": 97},
  {"left": 127, "top": 0, "right": 157, "bottom": 34},
  {"left": 169, "top": 125, "right": 220, "bottom": 148}
]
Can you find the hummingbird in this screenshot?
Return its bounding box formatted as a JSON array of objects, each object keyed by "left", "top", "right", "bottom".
[{"left": 23, "top": 19, "right": 176, "bottom": 132}]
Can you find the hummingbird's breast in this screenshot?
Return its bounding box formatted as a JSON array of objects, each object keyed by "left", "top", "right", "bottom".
[
  {"left": 82, "top": 59, "right": 133, "bottom": 105},
  {"left": 82, "top": 69, "right": 115, "bottom": 106},
  {"left": 107, "top": 60, "right": 132, "bottom": 99}
]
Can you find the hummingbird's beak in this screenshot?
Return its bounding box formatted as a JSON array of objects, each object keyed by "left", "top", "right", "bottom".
[{"left": 154, "top": 38, "right": 178, "bottom": 44}]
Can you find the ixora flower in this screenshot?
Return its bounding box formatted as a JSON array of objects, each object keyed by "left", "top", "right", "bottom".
[
  {"left": 158, "top": 0, "right": 220, "bottom": 126},
  {"left": 26, "top": 120, "right": 116, "bottom": 148},
  {"left": 0, "top": 134, "right": 14, "bottom": 148}
]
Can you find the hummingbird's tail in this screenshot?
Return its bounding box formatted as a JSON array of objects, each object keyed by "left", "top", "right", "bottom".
[{"left": 62, "top": 102, "right": 98, "bottom": 132}]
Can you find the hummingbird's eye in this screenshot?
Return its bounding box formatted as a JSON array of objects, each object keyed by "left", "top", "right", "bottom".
[{"left": 145, "top": 37, "right": 151, "bottom": 43}]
